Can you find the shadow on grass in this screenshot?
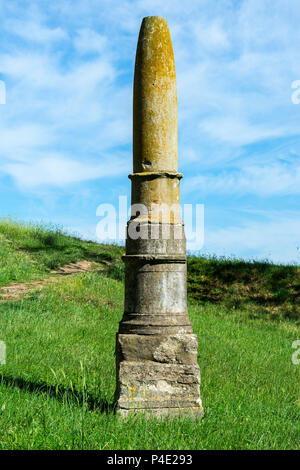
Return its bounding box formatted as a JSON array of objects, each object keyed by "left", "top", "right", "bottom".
[{"left": 0, "top": 374, "right": 115, "bottom": 414}]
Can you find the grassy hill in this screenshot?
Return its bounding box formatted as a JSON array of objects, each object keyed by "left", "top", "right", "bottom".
[{"left": 0, "top": 220, "right": 299, "bottom": 449}]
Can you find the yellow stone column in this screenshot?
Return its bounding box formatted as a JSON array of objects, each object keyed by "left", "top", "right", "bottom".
[
  {"left": 131, "top": 16, "right": 181, "bottom": 223},
  {"left": 133, "top": 16, "right": 178, "bottom": 173},
  {"left": 114, "top": 16, "right": 203, "bottom": 418}
]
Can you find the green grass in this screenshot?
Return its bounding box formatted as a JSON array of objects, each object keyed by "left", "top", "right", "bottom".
[
  {"left": 188, "top": 255, "right": 300, "bottom": 324},
  {"left": 0, "top": 220, "right": 299, "bottom": 449},
  {"left": 0, "top": 219, "right": 123, "bottom": 286}
]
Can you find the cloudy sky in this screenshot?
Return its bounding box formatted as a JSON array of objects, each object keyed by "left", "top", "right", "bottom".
[{"left": 0, "top": 0, "right": 299, "bottom": 263}]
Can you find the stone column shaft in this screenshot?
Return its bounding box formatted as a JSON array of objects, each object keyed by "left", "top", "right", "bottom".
[{"left": 114, "top": 16, "right": 203, "bottom": 418}]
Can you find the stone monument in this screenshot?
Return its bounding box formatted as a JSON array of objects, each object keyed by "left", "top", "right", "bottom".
[{"left": 114, "top": 16, "right": 203, "bottom": 417}]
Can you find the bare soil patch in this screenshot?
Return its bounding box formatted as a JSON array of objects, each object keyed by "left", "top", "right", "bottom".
[{"left": 0, "top": 260, "right": 103, "bottom": 302}]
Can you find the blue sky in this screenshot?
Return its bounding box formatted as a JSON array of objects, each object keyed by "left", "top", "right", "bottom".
[{"left": 0, "top": 0, "right": 299, "bottom": 264}]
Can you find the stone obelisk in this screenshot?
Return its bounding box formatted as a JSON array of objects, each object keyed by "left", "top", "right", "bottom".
[{"left": 114, "top": 16, "right": 203, "bottom": 417}]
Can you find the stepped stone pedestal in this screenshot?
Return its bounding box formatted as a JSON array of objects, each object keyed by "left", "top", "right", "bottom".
[{"left": 114, "top": 16, "right": 203, "bottom": 418}]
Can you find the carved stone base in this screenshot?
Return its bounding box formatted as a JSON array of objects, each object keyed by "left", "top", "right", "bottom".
[
  {"left": 115, "top": 335, "right": 203, "bottom": 418},
  {"left": 114, "top": 223, "right": 203, "bottom": 418}
]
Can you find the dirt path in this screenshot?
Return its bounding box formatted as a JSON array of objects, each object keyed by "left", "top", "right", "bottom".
[{"left": 0, "top": 260, "right": 104, "bottom": 303}]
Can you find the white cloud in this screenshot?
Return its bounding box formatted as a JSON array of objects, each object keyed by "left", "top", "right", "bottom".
[
  {"left": 74, "top": 29, "right": 107, "bottom": 54},
  {"left": 202, "top": 212, "right": 300, "bottom": 264},
  {"left": 5, "top": 19, "right": 67, "bottom": 42},
  {"left": 192, "top": 20, "right": 229, "bottom": 50},
  {"left": 3, "top": 153, "right": 128, "bottom": 187},
  {"left": 199, "top": 117, "right": 287, "bottom": 146},
  {"left": 186, "top": 159, "right": 300, "bottom": 196},
  {"left": 0, "top": 124, "right": 55, "bottom": 160},
  {"left": 0, "top": 15, "right": 127, "bottom": 189}
]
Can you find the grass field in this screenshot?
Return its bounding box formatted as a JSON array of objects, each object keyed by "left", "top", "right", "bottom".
[
  {"left": 0, "top": 220, "right": 299, "bottom": 449},
  {"left": 0, "top": 219, "right": 124, "bottom": 286}
]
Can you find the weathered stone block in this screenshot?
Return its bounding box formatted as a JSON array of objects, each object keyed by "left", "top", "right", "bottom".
[
  {"left": 116, "top": 362, "right": 203, "bottom": 415},
  {"left": 117, "top": 334, "right": 198, "bottom": 364}
]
